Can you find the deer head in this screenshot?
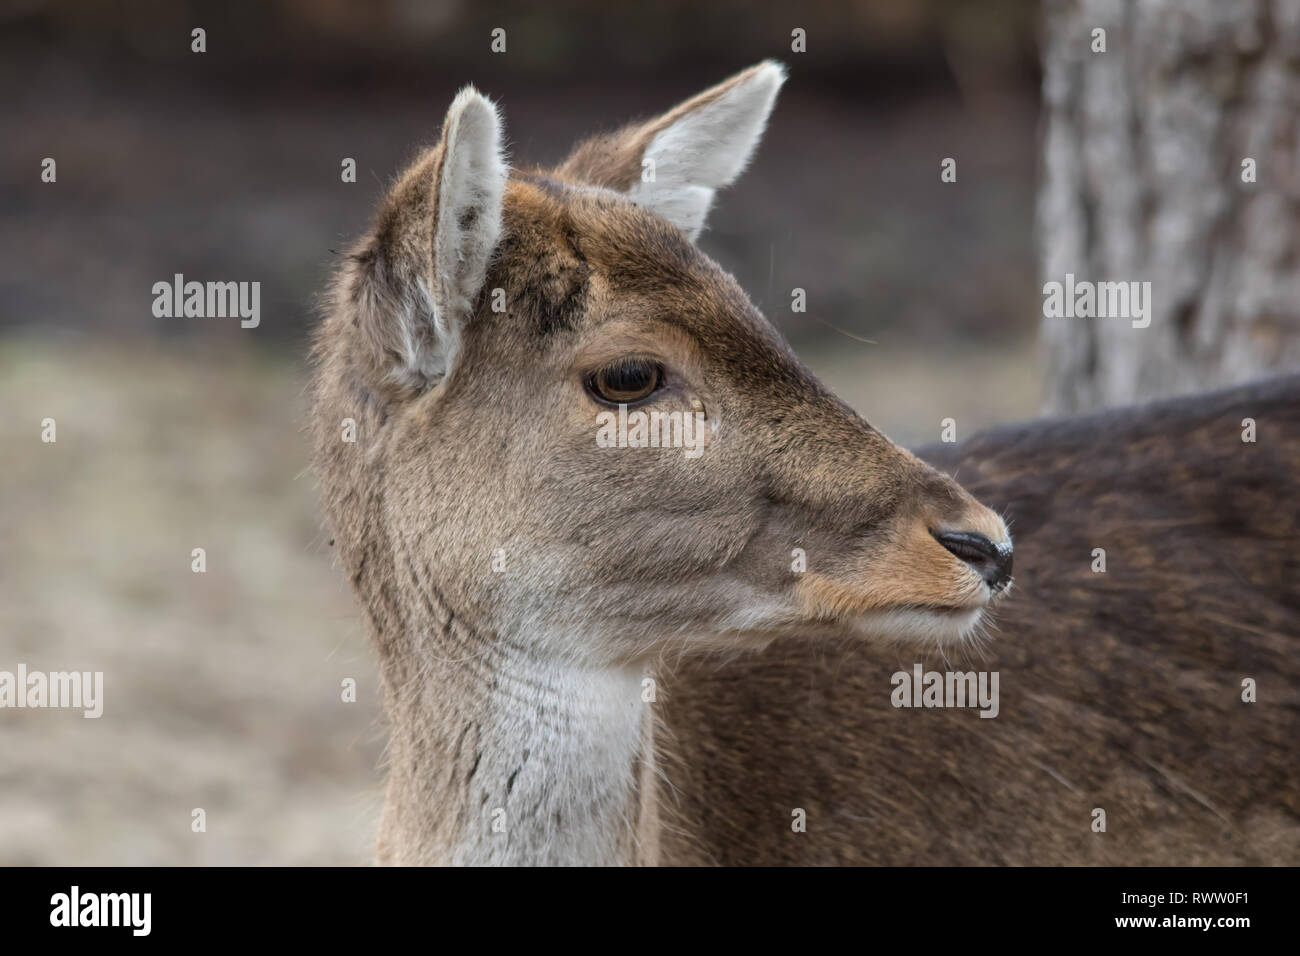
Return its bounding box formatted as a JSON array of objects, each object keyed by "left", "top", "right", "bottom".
[{"left": 312, "top": 62, "right": 1012, "bottom": 673}]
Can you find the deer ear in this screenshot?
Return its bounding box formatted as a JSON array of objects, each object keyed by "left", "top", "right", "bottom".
[
  {"left": 431, "top": 87, "right": 508, "bottom": 343},
  {"left": 557, "top": 61, "right": 786, "bottom": 240},
  {"left": 351, "top": 86, "right": 508, "bottom": 389}
]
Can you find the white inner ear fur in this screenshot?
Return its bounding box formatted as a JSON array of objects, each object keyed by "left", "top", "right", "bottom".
[
  {"left": 627, "top": 61, "right": 786, "bottom": 241},
  {"left": 429, "top": 86, "right": 508, "bottom": 377}
]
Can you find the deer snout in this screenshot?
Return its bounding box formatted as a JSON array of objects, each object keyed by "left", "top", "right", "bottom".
[{"left": 934, "top": 530, "right": 1013, "bottom": 593}]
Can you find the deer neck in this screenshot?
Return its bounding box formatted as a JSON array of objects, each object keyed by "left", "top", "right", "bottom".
[{"left": 374, "top": 592, "right": 658, "bottom": 866}]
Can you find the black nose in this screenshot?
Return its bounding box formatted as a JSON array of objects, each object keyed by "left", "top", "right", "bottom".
[{"left": 935, "top": 531, "right": 1013, "bottom": 592}]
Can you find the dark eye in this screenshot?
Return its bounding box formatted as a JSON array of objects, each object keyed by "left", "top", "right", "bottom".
[{"left": 586, "top": 357, "right": 663, "bottom": 405}]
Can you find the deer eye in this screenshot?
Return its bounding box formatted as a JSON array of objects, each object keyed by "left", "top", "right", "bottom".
[{"left": 586, "top": 357, "right": 663, "bottom": 405}]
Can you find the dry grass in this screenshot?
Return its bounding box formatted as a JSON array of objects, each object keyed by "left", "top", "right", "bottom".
[
  {"left": 0, "top": 336, "right": 382, "bottom": 865},
  {"left": 804, "top": 337, "right": 1040, "bottom": 447}
]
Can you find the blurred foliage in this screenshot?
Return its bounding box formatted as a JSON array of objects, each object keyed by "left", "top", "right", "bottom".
[
  {"left": 4, "top": 0, "right": 1038, "bottom": 87},
  {"left": 1, "top": 0, "right": 1043, "bottom": 352}
]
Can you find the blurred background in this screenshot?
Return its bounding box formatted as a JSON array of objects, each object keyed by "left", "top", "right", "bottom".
[{"left": 0, "top": 0, "right": 1066, "bottom": 864}]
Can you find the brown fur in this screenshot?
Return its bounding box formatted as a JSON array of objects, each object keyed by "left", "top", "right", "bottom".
[
  {"left": 657, "top": 376, "right": 1300, "bottom": 864},
  {"left": 310, "top": 68, "right": 1293, "bottom": 866}
]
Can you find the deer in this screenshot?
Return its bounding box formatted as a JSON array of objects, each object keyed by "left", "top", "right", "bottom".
[
  {"left": 657, "top": 373, "right": 1300, "bottom": 864},
  {"left": 310, "top": 62, "right": 1300, "bottom": 865}
]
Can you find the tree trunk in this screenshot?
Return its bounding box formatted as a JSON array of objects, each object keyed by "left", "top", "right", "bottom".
[{"left": 1038, "top": 0, "right": 1300, "bottom": 414}]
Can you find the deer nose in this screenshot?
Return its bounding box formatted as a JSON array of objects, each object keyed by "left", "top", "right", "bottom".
[{"left": 934, "top": 531, "right": 1013, "bottom": 592}]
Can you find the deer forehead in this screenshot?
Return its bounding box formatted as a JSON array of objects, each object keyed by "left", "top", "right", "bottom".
[{"left": 486, "top": 176, "right": 791, "bottom": 377}]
